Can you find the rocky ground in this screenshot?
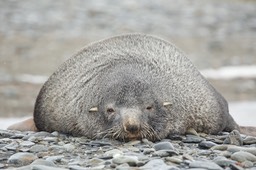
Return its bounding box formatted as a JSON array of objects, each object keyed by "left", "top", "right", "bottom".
[
  {"left": 1, "top": 129, "right": 256, "bottom": 169},
  {"left": 0, "top": 1, "right": 256, "bottom": 169}
]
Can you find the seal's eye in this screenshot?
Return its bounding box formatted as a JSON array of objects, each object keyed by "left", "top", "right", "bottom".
[
  {"left": 107, "top": 108, "right": 115, "bottom": 113},
  {"left": 146, "top": 106, "right": 153, "bottom": 110}
]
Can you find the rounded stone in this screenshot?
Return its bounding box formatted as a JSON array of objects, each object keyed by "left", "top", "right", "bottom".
[
  {"left": 20, "top": 141, "right": 35, "bottom": 147},
  {"left": 103, "top": 149, "right": 123, "bottom": 157},
  {"left": 243, "top": 136, "right": 256, "bottom": 145},
  {"left": 166, "top": 156, "right": 183, "bottom": 164},
  {"left": 31, "top": 165, "right": 68, "bottom": 170},
  {"left": 143, "top": 148, "right": 155, "bottom": 155},
  {"left": 141, "top": 159, "right": 175, "bottom": 170},
  {"left": 112, "top": 155, "right": 138, "bottom": 166},
  {"left": 31, "top": 159, "right": 56, "bottom": 167},
  {"left": 227, "top": 146, "right": 256, "bottom": 155},
  {"left": 213, "top": 156, "right": 236, "bottom": 167},
  {"left": 8, "top": 152, "right": 37, "bottom": 166},
  {"left": 182, "top": 135, "right": 205, "bottom": 143},
  {"left": 153, "top": 150, "right": 178, "bottom": 157},
  {"left": 231, "top": 151, "right": 256, "bottom": 162},
  {"left": 153, "top": 142, "right": 174, "bottom": 151},
  {"left": 241, "top": 160, "right": 254, "bottom": 168},
  {"left": 189, "top": 160, "right": 222, "bottom": 170},
  {"left": 45, "top": 155, "right": 65, "bottom": 162},
  {"left": 63, "top": 144, "right": 76, "bottom": 152},
  {"left": 198, "top": 141, "right": 217, "bottom": 149},
  {"left": 29, "top": 144, "right": 48, "bottom": 153}
]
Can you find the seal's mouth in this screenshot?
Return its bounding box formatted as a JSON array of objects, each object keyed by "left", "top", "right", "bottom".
[
  {"left": 125, "top": 132, "right": 142, "bottom": 141},
  {"left": 97, "top": 123, "right": 160, "bottom": 142}
]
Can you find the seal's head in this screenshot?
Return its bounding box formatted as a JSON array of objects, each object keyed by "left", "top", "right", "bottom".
[{"left": 90, "top": 74, "right": 171, "bottom": 141}]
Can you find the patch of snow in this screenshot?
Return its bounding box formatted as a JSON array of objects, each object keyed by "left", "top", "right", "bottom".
[{"left": 200, "top": 65, "right": 256, "bottom": 80}]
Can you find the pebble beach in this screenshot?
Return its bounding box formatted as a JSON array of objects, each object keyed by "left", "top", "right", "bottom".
[
  {"left": 1, "top": 129, "right": 256, "bottom": 170},
  {"left": 1, "top": 0, "right": 256, "bottom": 169}
]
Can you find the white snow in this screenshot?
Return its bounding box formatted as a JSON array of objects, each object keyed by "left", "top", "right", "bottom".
[
  {"left": 200, "top": 65, "right": 256, "bottom": 80},
  {"left": 16, "top": 74, "right": 48, "bottom": 84}
]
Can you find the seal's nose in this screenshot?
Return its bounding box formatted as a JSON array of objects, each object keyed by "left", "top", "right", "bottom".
[
  {"left": 121, "top": 108, "right": 141, "bottom": 135},
  {"left": 125, "top": 124, "right": 140, "bottom": 134}
]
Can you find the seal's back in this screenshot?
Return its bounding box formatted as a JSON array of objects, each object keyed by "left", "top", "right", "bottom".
[{"left": 34, "top": 34, "right": 239, "bottom": 139}]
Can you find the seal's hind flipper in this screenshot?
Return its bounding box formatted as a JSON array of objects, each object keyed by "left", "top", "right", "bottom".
[
  {"left": 239, "top": 126, "right": 256, "bottom": 137},
  {"left": 7, "top": 117, "right": 38, "bottom": 132}
]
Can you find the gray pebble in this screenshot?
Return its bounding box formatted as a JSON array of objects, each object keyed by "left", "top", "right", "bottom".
[
  {"left": 183, "top": 135, "right": 205, "bottom": 143},
  {"left": 231, "top": 151, "right": 256, "bottom": 162},
  {"left": 198, "top": 150, "right": 212, "bottom": 156},
  {"left": 29, "top": 144, "right": 48, "bottom": 153},
  {"left": 49, "top": 145, "right": 65, "bottom": 152},
  {"left": 112, "top": 155, "right": 138, "bottom": 166},
  {"left": 189, "top": 160, "right": 223, "bottom": 170},
  {"left": 115, "top": 163, "right": 130, "bottom": 170},
  {"left": 63, "top": 143, "right": 76, "bottom": 152},
  {"left": 142, "top": 138, "right": 154, "bottom": 146},
  {"left": 0, "top": 130, "right": 15, "bottom": 138},
  {"left": 213, "top": 156, "right": 236, "bottom": 167},
  {"left": 243, "top": 136, "right": 256, "bottom": 145},
  {"left": 44, "top": 137, "right": 58, "bottom": 143},
  {"left": 198, "top": 140, "right": 217, "bottom": 149},
  {"left": 45, "top": 155, "right": 65, "bottom": 162},
  {"left": 153, "top": 150, "right": 178, "bottom": 157},
  {"left": 143, "top": 148, "right": 155, "bottom": 155},
  {"left": 141, "top": 159, "right": 177, "bottom": 170},
  {"left": 32, "top": 131, "right": 54, "bottom": 137},
  {"left": 20, "top": 141, "right": 35, "bottom": 147},
  {"left": 8, "top": 152, "right": 37, "bottom": 166},
  {"left": 4, "top": 141, "right": 19, "bottom": 151},
  {"left": 221, "top": 150, "right": 233, "bottom": 158},
  {"left": 229, "top": 163, "right": 244, "bottom": 170},
  {"left": 88, "top": 158, "right": 105, "bottom": 166},
  {"left": 0, "top": 163, "right": 5, "bottom": 168},
  {"left": 31, "top": 165, "right": 68, "bottom": 170},
  {"left": 69, "top": 165, "right": 88, "bottom": 170},
  {"left": 104, "top": 149, "right": 123, "bottom": 157},
  {"left": 227, "top": 145, "right": 256, "bottom": 155},
  {"left": 241, "top": 160, "right": 254, "bottom": 168},
  {"left": 90, "top": 165, "right": 105, "bottom": 170},
  {"left": 165, "top": 156, "right": 183, "bottom": 164},
  {"left": 182, "top": 154, "right": 194, "bottom": 161},
  {"left": 153, "top": 142, "right": 174, "bottom": 151},
  {"left": 126, "top": 146, "right": 140, "bottom": 152},
  {"left": 31, "top": 159, "right": 56, "bottom": 167},
  {"left": 211, "top": 145, "right": 228, "bottom": 151}
]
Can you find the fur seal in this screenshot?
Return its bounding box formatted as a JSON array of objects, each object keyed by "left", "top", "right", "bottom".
[{"left": 9, "top": 34, "right": 244, "bottom": 141}]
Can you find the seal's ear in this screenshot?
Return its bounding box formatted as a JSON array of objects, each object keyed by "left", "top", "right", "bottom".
[
  {"left": 89, "top": 107, "right": 98, "bottom": 112},
  {"left": 163, "top": 102, "right": 172, "bottom": 110}
]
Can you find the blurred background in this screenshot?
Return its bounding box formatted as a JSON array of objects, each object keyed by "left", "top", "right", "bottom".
[{"left": 0, "top": 0, "right": 256, "bottom": 129}]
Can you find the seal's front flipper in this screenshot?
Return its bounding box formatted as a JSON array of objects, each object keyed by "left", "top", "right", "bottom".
[
  {"left": 7, "top": 117, "right": 38, "bottom": 132},
  {"left": 239, "top": 126, "right": 256, "bottom": 137}
]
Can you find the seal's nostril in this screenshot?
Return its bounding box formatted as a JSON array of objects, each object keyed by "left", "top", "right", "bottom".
[{"left": 125, "top": 124, "right": 139, "bottom": 133}]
